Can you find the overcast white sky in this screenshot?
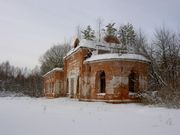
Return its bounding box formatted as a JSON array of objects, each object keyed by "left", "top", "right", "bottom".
[{"left": 0, "top": 0, "right": 179, "bottom": 69}]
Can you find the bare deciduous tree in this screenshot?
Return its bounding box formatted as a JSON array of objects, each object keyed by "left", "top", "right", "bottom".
[
  {"left": 153, "top": 27, "right": 180, "bottom": 88},
  {"left": 39, "top": 43, "right": 71, "bottom": 74}
]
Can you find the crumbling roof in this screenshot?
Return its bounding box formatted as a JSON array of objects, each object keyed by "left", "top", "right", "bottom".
[
  {"left": 43, "top": 68, "right": 63, "bottom": 77},
  {"left": 64, "top": 39, "right": 121, "bottom": 58},
  {"left": 64, "top": 39, "right": 150, "bottom": 63}
]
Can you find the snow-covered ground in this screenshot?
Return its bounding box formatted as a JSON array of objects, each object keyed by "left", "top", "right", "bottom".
[{"left": 0, "top": 97, "right": 180, "bottom": 135}]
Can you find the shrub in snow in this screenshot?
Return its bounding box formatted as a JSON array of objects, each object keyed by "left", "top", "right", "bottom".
[
  {"left": 0, "top": 90, "right": 25, "bottom": 97},
  {"left": 139, "top": 87, "right": 180, "bottom": 108}
]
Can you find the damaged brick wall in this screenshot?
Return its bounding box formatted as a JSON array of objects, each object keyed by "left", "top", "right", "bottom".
[
  {"left": 64, "top": 48, "right": 90, "bottom": 98},
  {"left": 82, "top": 60, "right": 149, "bottom": 100},
  {"left": 43, "top": 71, "right": 64, "bottom": 97}
]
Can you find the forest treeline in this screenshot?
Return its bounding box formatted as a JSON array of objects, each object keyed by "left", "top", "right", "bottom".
[
  {"left": 0, "top": 61, "right": 42, "bottom": 97},
  {"left": 0, "top": 43, "right": 71, "bottom": 97}
]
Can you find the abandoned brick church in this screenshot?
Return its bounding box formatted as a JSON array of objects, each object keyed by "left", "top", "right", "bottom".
[{"left": 43, "top": 38, "right": 150, "bottom": 103}]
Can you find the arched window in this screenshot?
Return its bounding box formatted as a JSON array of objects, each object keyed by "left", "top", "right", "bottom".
[
  {"left": 128, "top": 70, "right": 139, "bottom": 92},
  {"left": 96, "top": 71, "right": 106, "bottom": 93}
]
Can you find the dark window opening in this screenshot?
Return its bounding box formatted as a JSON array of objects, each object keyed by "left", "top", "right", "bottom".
[
  {"left": 99, "top": 71, "right": 106, "bottom": 93},
  {"left": 95, "top": 71, "right": 106, "bottom": 93},
  {"left": 76, "top": 76, "right": 79, "bottom": 95},
  {"left": 128, "top": 71, "right": 139, "bottom": 92}
]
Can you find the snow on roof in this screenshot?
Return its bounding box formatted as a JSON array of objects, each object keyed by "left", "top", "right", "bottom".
[
  {"left": 84, "top": 53, "right": 150, "bottom": 63},
  {"left": 43, "top": 68, "right": 63, "bottom": 77},
  {"left": 64, "top": 39, "right": 121, "bottom": 59}
]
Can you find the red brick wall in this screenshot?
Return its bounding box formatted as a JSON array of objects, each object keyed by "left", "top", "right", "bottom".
[
  {"left": 81, "top": 60, "right": 149, "bottom": 100},
  {"left": 43, "top": 71, "right": 64, "bottom": 97},
  {"left": 64, "top": 48, "right": 90, "bottom": 98},
  {"left": 64, "top": 47, "right": 149, "bottom": 101}
]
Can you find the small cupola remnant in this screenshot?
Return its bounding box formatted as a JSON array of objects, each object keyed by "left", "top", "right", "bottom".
[{"left": 73, "top": 38, "right": 80, "bottom": 48}]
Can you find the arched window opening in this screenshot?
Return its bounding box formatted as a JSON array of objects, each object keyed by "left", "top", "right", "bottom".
[
  {"left": 100, "top": 71, "right": 106, "bottom": 93},
  {"left": 128, "top": 71, "right": 139, "bottom": 93},
  {"left": 96, "top": 71, "right": 106, "bottom": 93}
]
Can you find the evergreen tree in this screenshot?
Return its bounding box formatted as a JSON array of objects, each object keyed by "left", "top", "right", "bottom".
[
  {"left": 118, "top": 23, "right": 136, "bottom": 46},
  {"left": 104, "top": 23, "right": 117, "bottom": 36},
  {"left": 103, "top": 23, "right": 119, "bottom": 44},
  {"left": 81, "top": 25, "right": 95, "bottom": 40}
]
